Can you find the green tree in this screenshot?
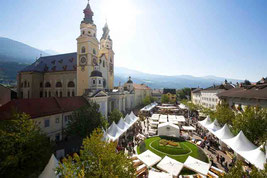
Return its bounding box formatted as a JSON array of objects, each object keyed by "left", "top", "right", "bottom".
[
  {"left": 177, "top": 88, "right": 191, "bottom": 100},
  {"left": 108, "top": 109, "right": 123, "bottom": 125},
  {"left": 66, "top": 102, "right": 106, "bottom": 138},
  {"left": 143, "top": 95, "right": 155, "bottom": 106},
  {"left": 161, "top": 94, "right": 170, "bottom": 103},
  {"left": 56, "top": 129, "right": 136, "bottom": 178},
  {"left": 232, "top": 107, "right": 267, "bottom": 145},
  {"left": 214, "top": 102, "right": 235, "bottom": 125},
  {"left": 0, "top": 113, "right": 53, "bottom": 178}
]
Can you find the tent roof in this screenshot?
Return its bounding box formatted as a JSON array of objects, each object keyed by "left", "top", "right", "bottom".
[
  {"left": 175, "top": 115, "right": 186, "bottom": 122},
  {"left": 107, "top": 121, "right": 123, "bottom": 141},
  {"left": 238, "top": 146, "right": 266, "bottom": 170},
  {"left": 182, "top": 126, "right": 196, "bottom": 131},
  {"left": 137, "top": 150, "right": 162, "bottom": 167},
  {"left": 148, "top": 170, "right": 172, "bottom": 178},
  {"left": 129, "top": 111, "right": 136, "bottom": 119},
  {"left": 214, "top": 124, "right": 234, "bottom": 140},
  {"left": 158, "top": 122, "right": 180, "bottom": 130},
  {"left": 206, "top": 119, "right": 221, "bottom": 133},
  {"left": 184, "top": 156, "right": 211, "bottom": 176},
  {"left": 125, "top": 114, "right": 134, "bottom": 126},
  {"left": 222, "top": 131, "right": 257, "bottom": 152},
  {"left": 117, "top": 118, "right": 129, "bottom": 132},
  {"left": 157, "top": 156, "right": 184, "bottom": 176},
  {"left": 39, "top": 154, "right": 59, "bottom": 178},
  {"left": 198, "top": 116, "right": 212, "bottom": 127}
]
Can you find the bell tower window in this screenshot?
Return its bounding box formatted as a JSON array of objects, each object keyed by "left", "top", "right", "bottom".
[{"left": 81, "top": 47, "right": 86, "bottom": 53}]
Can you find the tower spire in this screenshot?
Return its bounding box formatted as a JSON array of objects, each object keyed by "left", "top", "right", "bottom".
[{"left": 81, "top": 0, "right": 94, "bottom": 24}]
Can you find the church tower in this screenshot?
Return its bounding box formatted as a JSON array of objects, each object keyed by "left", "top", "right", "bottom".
[
  {"left": 77, "top": 1, "right": 99, "bottom": 96},
  {"left": 99, "top": 22, "right": 114, "bottom": 90}
]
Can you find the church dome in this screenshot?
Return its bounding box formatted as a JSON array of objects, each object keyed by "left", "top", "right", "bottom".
[
  {"left": 127, "top": 76, "right": 133, "bottom": 84},
  {"left": 90, "top": 70, "right": 102, "bottom": 77}
]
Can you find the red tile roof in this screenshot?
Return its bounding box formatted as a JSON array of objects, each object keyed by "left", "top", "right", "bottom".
[
  {"left": 0, "top": 97, "right": 88, "bottom": 120},
  {"left": 133, "top": 83, "right": 151, "bottom": 90}
]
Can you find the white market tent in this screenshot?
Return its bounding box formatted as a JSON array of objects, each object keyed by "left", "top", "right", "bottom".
[
  {"left": 198, "top": 116, "right": 212, "bottom": 127},
  {"left": 39, "top": 154, "right": 59, "bottom": 178},
  {"left": 214, "top": 124, "right": 234, "bottom": 140},
  {"left": 159, "top": 115, "right": 168, "bottom": 123},
  {"left": 148, "top": 170, "right": 172, "bottom": 178},
  {"left": 141, "top": 102, "right": 158, "bottom": 112},
  {"left": 222, "top": 131, "right": 257, "bottom": 152},
  {"left": 106, "top": 121, "right": 124, "bottom": 141},
  {"left": 157, "top": 156, "right": 184, "bottom": 177},
  {"left": 182, "top": 126, "right": 196, "bottom": 131},
  {"left": 175, "top": 115, "right": 186, "bottom": 122},
  {"left": 129, "top": 111, "right": 137, "bottom": 120},
  {"left": 137, "top": 150, "right": 162, "bottom": 167},
  {"left": 183, "top": 156, "right": 211, "bottom": 176},
  {"left": 125, "top": 114, "right": 135, "bottom": 127},
  {"left": 179, "top": 104, "right": 187, "bottom": 109},
  {"left": 205, "top": 119, "right": 221, "bottom": 133},
  {"left": 238, "top": 146, "right": 266, "bottom": 170},
  {"left": 117, "top": 117, "right": 130, "bottom": 132},
  {"left": 158, "top": 122, "right": 180, "bottom": 137}
]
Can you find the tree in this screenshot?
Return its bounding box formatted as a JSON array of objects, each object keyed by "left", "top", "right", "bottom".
[
  {"left": 214, "top": 102, "right": 235, "bottom": 125},
  {"left": 66, "top": 102, "right": 106, "bottom": 138},
  {"left": 177, "top": 88, "right": 191, "bottom": 100},
  {"left": 244, "top": 79, "right": 251, "bottom": 85},
  {"left": 161, "top": 94, "right": 170, "bottom": 103},
  {"left": 223, "top": 161, "right": 267, "bottom": 178},
  {"left": 108, "top": 109, "right": 123, "bottom": 125},
  {"left": 0, "top": 113, "right": 53, "bottom": 178},
  {"left": 232, "top": 107, "right": 267, "bottom": 145},
  {"left": 57, "top": 129, "right": 136, "bottom": 177},
  {"left": 143, "top": 95, "right": 155, "bottom": 106}
]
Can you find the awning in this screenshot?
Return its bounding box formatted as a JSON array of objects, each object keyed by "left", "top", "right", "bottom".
[
  {"left": 137, "top": 150, "right": 162, "bottom": 167},
  {"left": 156, "top": 156, "right": 184, "bottom": 176},
  {"left": 39, "top": 154, "right": 59, "bottom": 178},
  {"left": 183, "top": 156, "right": 211, "bottom": 176},
  {"left": 213, "top": 124, "right": 234, "bottom": 140},
  {"left": 182, "top": 126, "right": 196, "bottom": 131}
]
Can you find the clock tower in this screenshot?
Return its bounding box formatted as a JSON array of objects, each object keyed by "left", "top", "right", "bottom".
[{"left": 77, "top": 1, "right": 99, "bottom": 96}]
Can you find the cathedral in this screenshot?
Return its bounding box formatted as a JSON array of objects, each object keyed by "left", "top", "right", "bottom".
[{"left": 17, "top": 2, "right": 152, "bottom": 117}]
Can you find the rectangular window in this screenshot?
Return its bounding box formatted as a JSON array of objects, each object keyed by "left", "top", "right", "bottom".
[
  {"left": 55, "top": 133, "right": 60, "bottom": 142},
  {"left": 40, "top": 91, "right": 43, "bottom": 98},
  {"left": 93, "top": 80, "right": 96, "bottom": 85},
  {"left": 55, "top": 118, "right": 60, "bottom": 123},
  {"left": 44, "top": 119, "right": 50, "bottom": 128}
]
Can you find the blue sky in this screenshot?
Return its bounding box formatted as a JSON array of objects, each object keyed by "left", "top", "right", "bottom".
[{"left": 0, "top": 0, "right": 266, "bottom": 81}]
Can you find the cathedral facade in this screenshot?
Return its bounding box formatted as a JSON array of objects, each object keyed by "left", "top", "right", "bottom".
[{"left": 17, "top": 2, "right": 152, "bottom": 117}]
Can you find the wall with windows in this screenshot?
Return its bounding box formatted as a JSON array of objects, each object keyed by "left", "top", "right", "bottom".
[{"left": 34, "top": 111, "right": 73, "bottom": 141}]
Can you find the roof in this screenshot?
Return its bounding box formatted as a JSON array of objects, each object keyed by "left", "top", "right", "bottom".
[
  {"left": 0, "top": 96, "right": 88, "bottom": 120},
  {"left": 203, "top": 83, "right": 234, "bottom": 91},
  {"left": 90, "top": 70, "right": 102, "bottom": 77},
  {"left": 133, "top": 83, "right": 150, "bottom": 90},
  {"left": 217, "top": 84, "right": 267, "bottom": 100},
  {"left": 20, "top": 52, "right": 77, "bottom": 73},
  {"left": 192, "top": 88, "right": 202, "bottom": 93},
  {"left": 163, "top": 88, "right": 176, "bottom": 94}
]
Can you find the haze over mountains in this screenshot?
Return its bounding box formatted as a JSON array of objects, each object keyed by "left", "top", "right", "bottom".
[{"left": 0, "top": 37, "right": 243, "bottom": 88}]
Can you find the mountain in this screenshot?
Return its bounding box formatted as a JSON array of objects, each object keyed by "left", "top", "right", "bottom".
[
  {"left": 114, "top": 67, "right": 243, "bottom": 89},
  {"left": 0, "top": 37, "right": 243, "bottom": 88},
  {"left": 43, "top": 49, "right": 58, "bottom": 55},
  {"left": 0, "top": 37, "right": 49, "bottom": 64}
]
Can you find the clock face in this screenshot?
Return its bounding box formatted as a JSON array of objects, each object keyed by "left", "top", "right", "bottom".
[
  {"left": 92, "top": 57, "right": 98, "bottom": 66},
  {"left": 80, "top": 56, "right": 87, "bottom": 66}
]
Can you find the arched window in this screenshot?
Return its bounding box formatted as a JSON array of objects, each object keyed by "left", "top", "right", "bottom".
[
  {"left": 81, "top": 47, "right": 86, "bottom": 53},
  {"left": 56, "top": 82, "right": 62, "bottom": 88},
  {"left": 40, "top": 82, "right": 43, "bottom": 88},
  {"left": 93, "top": 49, "right": 96, "bottom": 55},
  {"left": 45, "top": 82, "right": 51, "bottom": 88},
  {"left": 68, "top": 81, "right": 75, "bottom": 88},
  {"left": 24, "top": 81, "right": 27, "bottom": 88}
]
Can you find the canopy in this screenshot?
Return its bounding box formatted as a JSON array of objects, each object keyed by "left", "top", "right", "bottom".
[
  {"left": 148, "top": 170, "right": 172, "bottom": 178},
  {"left": 158, "top": 122, "right": 180, "bottom": 137},
  {"left": 159, "top": 115, "right": 168, "bottom": 123},
  {"left": 183, "top": 156, "right": 211, "bottom": 176},
  {"left": 141, "top": 102, "right": 158, "bottom": 112},
  {"left": 214, "top": 124, "right": 234, "bottom": 140},
  {"left": 222, "top": 131, "right": 257, "bottom": 152},
  {"left": 106, "top": 121, "right": 124, "bottom": 141},
  {"left": 198, "top": 116, "right": 212, "bottom": 127},
  {"left": 125, "top": 114, "right": 135, "bottom": 127},
  {"left": 205, "top": 119, "right": 221, "bottom": 133},
  {"left": 182, "top": 126, "right": 196, "bottom": 131},
  {"left": 129, "top": 111, "right": 137, "bottom": 120},
  {"left": 156, "top": 156, "right": 184, "bottom": 176},
  {"left": 117, "top": 117, "right": 129, "bottom": 132},
  {"left": 179, "top": 104, "right": 187, "bottom": 109},
  {"left": 175, "top": 115, "right": 186, "bottom": 122},
  {"left": 238, "top": 146, "right": 266, "bottom": 170},
  {"left": 39, "top": 154, "right": 59, "bottom": 178},
  {"left": 137, "top": 150, "right": 162, "bottom": 167}
]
